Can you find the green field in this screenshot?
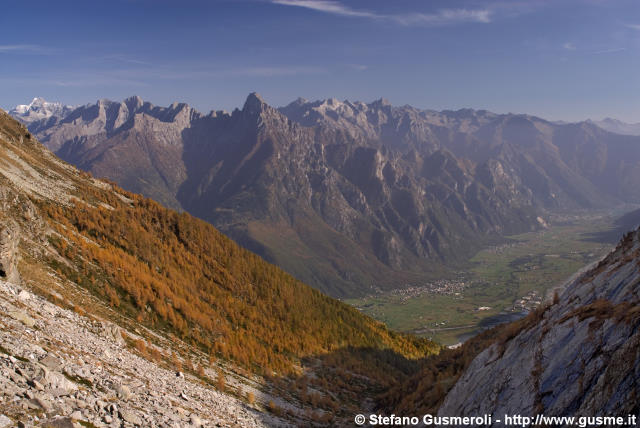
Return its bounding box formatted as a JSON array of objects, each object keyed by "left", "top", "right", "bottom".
[{"left": 346, "top": 210, "right": 629, "bottom": 346}]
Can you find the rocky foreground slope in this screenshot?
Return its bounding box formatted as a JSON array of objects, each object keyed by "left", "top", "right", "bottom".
[
  {"left": 439, "top": 227, "right": 640, "bottom": 423},
  {"left": 0, "top": 279, "right": 274, "bottom": 428}
]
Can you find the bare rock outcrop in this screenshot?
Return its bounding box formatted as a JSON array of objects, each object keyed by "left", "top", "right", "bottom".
[{"left": 439, "top": 229, "right": 640, "bottom": 424}]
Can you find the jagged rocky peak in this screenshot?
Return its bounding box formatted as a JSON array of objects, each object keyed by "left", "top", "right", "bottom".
[
  {"left": 239, "top": 92, "right": 285, "bottom": 127},
  {"left": 96, "top": 98, "right": 115, "bottom": 115},
  {"left": 12, "top": 97, "right": 46, "bottom": 114},
  {"left": 242, "top": 92, "right": 269, "bottom": 114},
  {"left": 207, "top": 109, "right": 230, "bottom": 118},
  {"left": 167, "top": 101, "right": 194, "bottom": 118},
  {"left": 370, "top": 97, "right": 391, "bottom": 108},
  {"left": 278, "top": 95, "right": 383, "bottom": 137},
  {"left": 124, "top": 95, "right": 144, "bottom": 111},
  {"left": 291, "top": 96, "right": 308, "bottom": 106},
  {"left": 83, "top": 96, "right": 198, "bottom": 127}
]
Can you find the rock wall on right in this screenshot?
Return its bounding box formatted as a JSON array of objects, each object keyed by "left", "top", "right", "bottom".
[{"left": 439, "top": 228, "right": 640, "bottom": 424}]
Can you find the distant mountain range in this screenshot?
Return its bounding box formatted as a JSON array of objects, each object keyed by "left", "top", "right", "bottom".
[
  {"left": 9, "top": 95, "right": 640, "bottom": 297},
  {"left": 588, "top": 117, "right": 640, "bottom": 136}
]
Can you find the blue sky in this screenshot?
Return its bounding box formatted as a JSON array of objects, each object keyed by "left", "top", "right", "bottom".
[{"left": 1, "top": 0, "right": 639, "bottom": 121}]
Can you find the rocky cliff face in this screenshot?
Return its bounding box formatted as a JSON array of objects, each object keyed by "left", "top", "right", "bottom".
[
  {"left": 439, "top": 227, "right": 640, "bottom": 423},
  {"left": 0, "top": 222, "right": 20, "bottom": 284},
  {"left": 280, "top": 98, "right": 640, "bottom": 210},
  {"left": 13, "top": 94, "right": 640, "bottom": 296}
]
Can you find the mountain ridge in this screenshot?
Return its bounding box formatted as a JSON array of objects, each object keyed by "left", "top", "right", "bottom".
[
  {"left": 13, "top": 95, "right": 640, "bottom": 137},
  {"left": 11, "top": 94, "right": 640, "bottom": 297}
]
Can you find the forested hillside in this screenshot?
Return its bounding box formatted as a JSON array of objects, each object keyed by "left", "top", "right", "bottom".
[{"left": 41, "top": 188, "right": 436, "bottom": 375}]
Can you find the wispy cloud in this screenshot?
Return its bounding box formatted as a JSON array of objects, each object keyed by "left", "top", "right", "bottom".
[
  {"left": 0, "top": 74, "right": 149, "bottom": 88},
  {"left": 1, "top": 64, "right": 328, "bottom": 89},
  {"left": 52, "top": 77, "right": 150, "bottom": 88},
  {"left": 562, "top": 42, "right": 576, "bottom": 50},
  {"left": 270, "top": 0, "right": 492, "bottom": 26},
  {"left": 394, "top": 9, "right": 492, "bottom": 26},
  {"left": 347, "top": 64, "right": 368, "bottom": 71},
  {"left": 625, "top": 24, "right": 640, "bottom": 31},
  {"left": 591, "top": 47, "right": 626, "bottom": 54},
  {"left": 0, "top": 44, "right": 50, "bottom": 54},
  {"left": 100, "top": 54, "right": 151, "bottom": 66},
  {"left": 132, "top": 65, "right": 327, "bottom": 79},
  {"left": 233, "top": 65, "right": 327, "bottom": 77},
  {"left": 271, "top": 0, "right": 378, "bottom": 18}
]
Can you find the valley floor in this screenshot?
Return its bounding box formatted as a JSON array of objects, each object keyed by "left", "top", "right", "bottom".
[{"left": 346, "top": 207, "right": 634, "bottom": 345}]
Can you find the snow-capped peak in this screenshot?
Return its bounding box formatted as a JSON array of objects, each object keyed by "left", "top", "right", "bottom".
[{"left": 9, "top": 97, "right": 75, "bottom": 125}]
